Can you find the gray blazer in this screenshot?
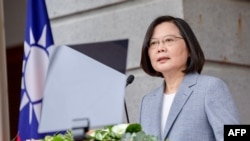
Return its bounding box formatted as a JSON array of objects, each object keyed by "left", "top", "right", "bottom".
[{"left": 139, "top": 73, "right": 240, "bottom": 141}]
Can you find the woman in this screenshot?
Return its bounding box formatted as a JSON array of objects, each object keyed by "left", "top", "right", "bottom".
[{"left": 139, "top": 15, "right": 240, "bottom": 141}]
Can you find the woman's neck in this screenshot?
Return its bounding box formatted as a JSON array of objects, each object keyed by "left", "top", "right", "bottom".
[{"left": 163, "top": 72, "right": 185, "bottom": 94}]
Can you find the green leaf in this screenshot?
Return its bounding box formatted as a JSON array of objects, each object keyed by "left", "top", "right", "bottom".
[{"left": 125, "top": 123, "right": 142, "bottom": 133}]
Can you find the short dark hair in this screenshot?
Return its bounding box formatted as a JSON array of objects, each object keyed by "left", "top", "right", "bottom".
[{"left": 140, "top": 15, "right": 205, "bottom": 77}]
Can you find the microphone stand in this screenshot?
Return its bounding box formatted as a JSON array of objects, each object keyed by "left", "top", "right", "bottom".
[
  {"left": 125, "top": 75, "right": 134, "bottom": 123},
  {"left": 124, "top": 99, "right": 130, "bottom": 123}
]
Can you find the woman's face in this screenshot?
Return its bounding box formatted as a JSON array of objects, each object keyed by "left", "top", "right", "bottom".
[{"left": 148, "top": 22, "right": 189, "bottom": 75}]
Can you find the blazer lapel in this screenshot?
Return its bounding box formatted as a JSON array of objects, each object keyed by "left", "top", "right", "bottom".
[
  {"left": 150, "top": 84, "right": 165, "bottom": 139},
  {"left": 162, "top": 73, "right": 198, "bottom": 139}
]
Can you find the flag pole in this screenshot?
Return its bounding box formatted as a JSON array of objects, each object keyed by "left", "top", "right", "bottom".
[{"left": 0, "top": 0, "right": 10, "bottom": 140}]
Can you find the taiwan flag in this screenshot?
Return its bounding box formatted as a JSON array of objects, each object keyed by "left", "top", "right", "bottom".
[{"left": 17, "top": 0, "right": 58, "bottom": 140}]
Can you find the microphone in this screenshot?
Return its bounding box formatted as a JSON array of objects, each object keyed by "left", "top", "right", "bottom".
[
  {"left": 126, "top": 75, "right": 135, "bottom": 87},
  {"left": 124, "top": 74, "right": 134, "bottom": 123}
]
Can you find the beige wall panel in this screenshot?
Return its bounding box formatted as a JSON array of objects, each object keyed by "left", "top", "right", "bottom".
[
  {"left": 183, "top": 0, "right": 250, "bottom": 66},
  {"left": 47, "top": 0, "right": 128, "bottom": 18}
]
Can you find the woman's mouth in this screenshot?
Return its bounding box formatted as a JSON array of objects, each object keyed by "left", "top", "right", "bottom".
[{"left": 157, "top": 57, "right": 170, "bottom": 63}]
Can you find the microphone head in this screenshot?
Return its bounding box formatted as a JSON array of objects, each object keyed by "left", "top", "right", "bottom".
[{"left": 126, "top": 75, "right": 135, "bottom": 86}]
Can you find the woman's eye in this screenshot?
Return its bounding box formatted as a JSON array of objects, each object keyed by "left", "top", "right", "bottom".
[
  {"left": 150, "top": 41, "right": 157, "bottom": 46},
  {"left": 165, "top": 38, "right": 174, "bottom": 42}
]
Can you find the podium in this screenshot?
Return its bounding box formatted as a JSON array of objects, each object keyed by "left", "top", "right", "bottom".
[{"left": 38, "top": 39, "right": 128, "bottom": 140}]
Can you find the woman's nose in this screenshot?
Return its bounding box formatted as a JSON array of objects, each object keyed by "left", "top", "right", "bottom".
[{"left": 157, "top": 42, "right": 167, "bottom": 53}]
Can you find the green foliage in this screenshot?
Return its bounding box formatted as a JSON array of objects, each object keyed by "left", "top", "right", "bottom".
[
  {"left": 40, "top": 123, "right": 159, "bottom": 141},
  {"left": 86, "top": 123, "right": 158, "bottom": 141},
  {"left": 121, "top": 131, "right": 158, "bottom": 141},
  {"left": 42, "top": 130, "right": 73, "bottom": 141}
]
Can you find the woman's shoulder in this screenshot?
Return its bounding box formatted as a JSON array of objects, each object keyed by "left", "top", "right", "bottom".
[
  {"left": 143, "top": 82, "right": 164, "bottom": 97},
  {"left": 196, "top": 73, "right": 228, "bottom": 88},
  {"left": 198, "top": 74, "right": 225, "bottom": 83},
  {"left": 184, "top": 72, "right": 226, "bottom": 86},
  {"left": 146, "top": 87, "right": 162, "bottom": 97}
]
